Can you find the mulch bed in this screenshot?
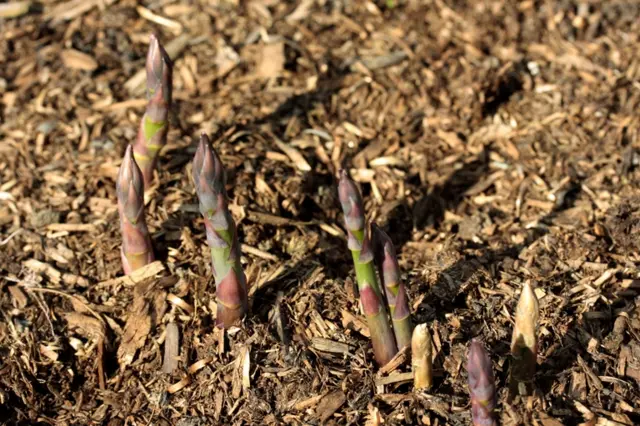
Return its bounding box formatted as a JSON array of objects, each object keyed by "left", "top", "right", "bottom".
[{"left": 1, "top": 0, "right": 640, "bottom": 424}]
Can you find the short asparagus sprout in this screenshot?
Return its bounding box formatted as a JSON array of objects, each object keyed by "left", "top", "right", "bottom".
[
  {"left": 192, "top": 134, "right": 248, "bottom": 329},
  {"left": 411, "top": 324, "right": 433, "bottom": 390},
  {"left": 132, "top": 34, "right": 173, "bottom": 187},
  {"left": 116, "top": 145, "right": 154, "bottom": 274},
  {"left": 372, "top": 223, "right": 413, "bottom": 349},
  {"left": 338, "top": 170, "right": 397, "bottom": 366},
  {"left": 467, "top": 339, "right": 497, "bottom": 426},
  {"left": 509, "top": 281, "right": 539, "bottom": 396}
]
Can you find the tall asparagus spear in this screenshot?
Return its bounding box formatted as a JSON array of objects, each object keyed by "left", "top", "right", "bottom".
[
  {"left": 192, "top": 134, "right": 248, "bottom": 329},
  {"left": 509, "top": 281, "right": 539, "bottom": 396},
  {"left": 132, "top": 34, "right": 173, "bottom": 187},
  {"left": 116, "top": 145, "right": 154, "bottom": 274},
  {"left": 467, "top": 339, "right": 497, "bottom": 426},
  {"left": 372, "top": 224, "right": 413, "bottom": 349},
  {"left": 338, "top": 170, "right": 397, "bottom": 366}
]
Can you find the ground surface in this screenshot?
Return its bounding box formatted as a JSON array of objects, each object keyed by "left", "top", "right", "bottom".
[{"left": 2, "top": 0, "right": 640, "bottom": 425}]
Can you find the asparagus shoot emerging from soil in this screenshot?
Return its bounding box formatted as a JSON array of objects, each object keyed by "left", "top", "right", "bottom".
[
  {"left": 116, "top": 145, "right": 155, "bottom": 274},
  {"left": 193, "top": 133, "right": 248, "bottom": 329},
  {"left": 372, "top": 223, "right": 413, "bottom": 349},
  {"left": 467, "top": 339, "right": 497, "bottom": 426},
  {"left": 509, "top": 281, "right": 539, "bottom": 396},
  {"left": 132, "top": 33, "right": 173, "bottom": 187},
  {"left": 411, "top": 323, "right": 433, "bottom": 390},
  {"left": 338, "top": 170, "right": 397, "bottom": 366}
]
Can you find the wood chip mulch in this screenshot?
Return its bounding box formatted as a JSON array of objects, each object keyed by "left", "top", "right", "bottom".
[{"left": 1, "top": 1, "right": 640, "bottom": 425}]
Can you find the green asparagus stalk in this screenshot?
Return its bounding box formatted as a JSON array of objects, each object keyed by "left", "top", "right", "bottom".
[
  {"left": 132, "top": 34, "right": 173, "bottom": 187},
  {"left": 411, "top": 324, "right": 433, "bottom": 390},
  {"left": 372, "top": 223, "right": 413, "bottom": 349},
  {"left": 192, "top": 133, "right": 248, "bottom": 329},
  {"left": 116, "top": 145, "right": 154, "bottom": 274},
  {"left": 467, "top": 339, "right": 497, "bottom": 426},
  {"left": 509, "top": 281, "right": 539, "bottom": 396},
  {"left": 338, "top": 170, "right": 397, "bottom": 366}
]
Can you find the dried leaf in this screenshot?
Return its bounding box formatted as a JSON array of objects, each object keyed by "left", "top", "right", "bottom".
[
  {"left": 8, "top": 285, "right": 27, "bottom": 309},
  {"left": 117, "top": 281, "right": 166, "bottom": 367},
  {"left": 117, "top": 298, "right": 151, "bottom": 367},
  {"left": 341, "top": 309, "right": 370, "bottom": 337},
  {"left": 65, "top": 312, "right": 105, "bottom": 341}
]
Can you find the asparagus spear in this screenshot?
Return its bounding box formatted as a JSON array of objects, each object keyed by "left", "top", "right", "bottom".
[
  {"left": 192, "top": 134, "right": 248, "bottom": 328},
  {"left": 116, "top": 145, "right": 154, "bottom": 274},
  {"left": 372, "top": 223, "right": 413, "bottom": 349},
  {"left": 510, "top": 281, "right": 539, "bottom": 396},
  {"left": 467, "top": 339, "right": 497, "bottom": 426},
  {"left": 338, "top": 170, "right": 397, "bottom": 366},
  {"left": 132, "top": 34, "right": 173, "bottom": 187}
]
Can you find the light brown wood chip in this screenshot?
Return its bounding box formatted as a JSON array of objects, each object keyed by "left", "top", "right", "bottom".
[{"left": 60, "top": 49, "right": 98, "bottom": 71}]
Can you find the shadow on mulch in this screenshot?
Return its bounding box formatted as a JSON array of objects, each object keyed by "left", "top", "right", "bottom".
[
  {"left": 380, "top": 145, "right": 491, "bottom": 256},
  {"left": 252, "top": 64, "right": 346, "bottom": 132},
  {"left": 481, "top": 60, "right": 526, "bottom": 119},
  {"left": 155, "top": 56, "right": 348, "bottom": 263}
]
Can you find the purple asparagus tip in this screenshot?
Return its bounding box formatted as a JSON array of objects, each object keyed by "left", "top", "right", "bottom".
[
  {"left": 193, "top": 134, "right": 226, "bottom": 220},
  {"left": 360, "top": 282, "right": 383, "bottom": 316},
  {"left": 371, "top": 222, "right": 413, "bottom": 348},
  {"left": 116, "top": 145, "right": 154, "bottom": 274},
  {"left": 467, "top": 339, "right": 497, "bottom": 426},
  {"left": 117, "top": 145, "right": 145, "bottom": 223},
  {"left": 338, "top": 170, "right": 365, "bottom": 231},
  {"left": 145, "top": 34, "right": 173, "bottom": 122},
  {"left": 372, "top": 223, "right": 401, "bottom": 291},
  {"left": 338, "top": 169, "right": 366, "bottom": 251}
]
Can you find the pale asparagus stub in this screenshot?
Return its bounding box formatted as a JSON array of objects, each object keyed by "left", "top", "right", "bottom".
[
  {"left": 411, "top": 324, "right": 433, "bottom": 390},
  {"left": 510, "top": 281, "right": 539, "bottom": 396}
]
